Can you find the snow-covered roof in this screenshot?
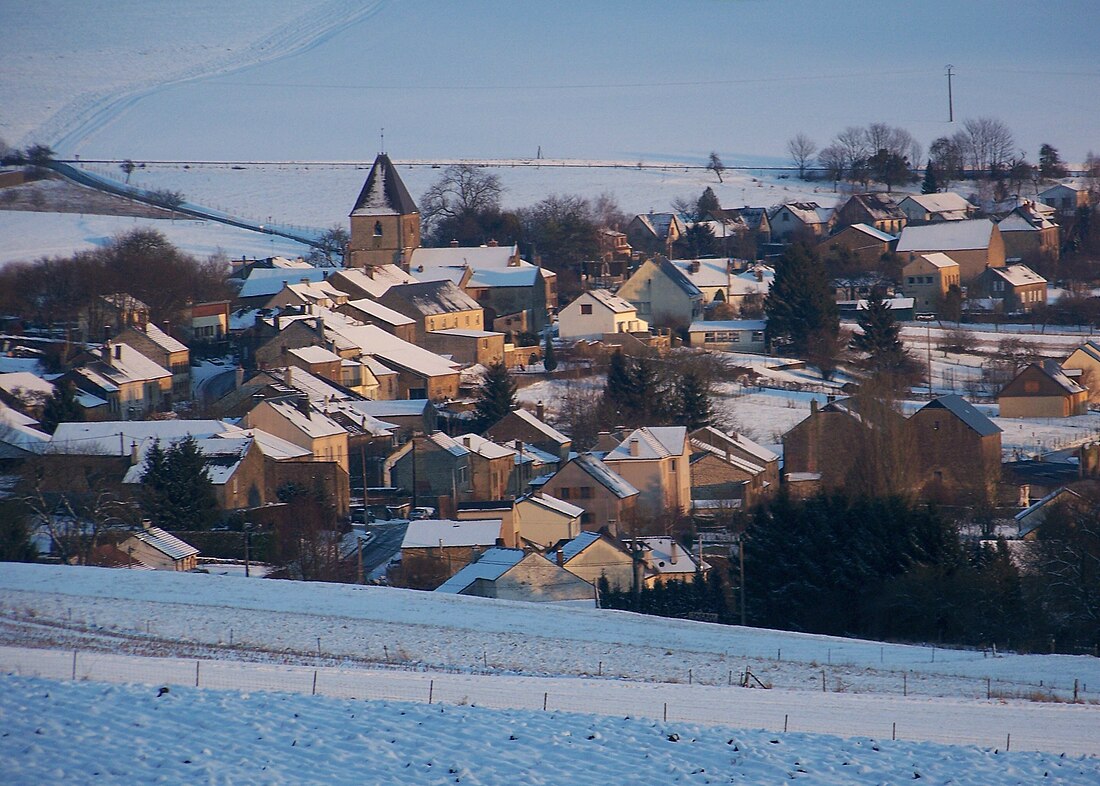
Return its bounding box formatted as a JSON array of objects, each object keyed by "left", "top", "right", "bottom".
[
  {"left": 727, "top": 265, "right": 774, "bottom": 297},
  {"left": 900, "top": 192, "right": 974, "bottom": 215},
  {"left": 629, "top": 536, "right": 709, "bottom": 576},
  {"left": 350, "top": 153, "right": 418, "bottom": 217},
  {"left": 918, "top": 395, "right": 1001, "bottom": 437},
  {"left": 654, "top": 258, "right": 704, "bottom": 299},
  {"left": 123, "top": 437, "right": 252, "bottom": 485},
  {"left": 847, "top": 223, "right": 897, "bottom": 242},
  {"left": 129, "top": 323, "right": 187, "bottom": 354},
  {"left": 329, "top": 266, "right": 418, "bottom": 299},
  {"left": 605, "top": 426, "right": 687, "bottom": 461},
  {"left": 262, "top": 399, "right": 346, "bottom": 439},
  {"left": 79, "top": 343, "right": 172, "bottom": 387},
  {"left": 672, "top": 258, "right": 732, "bottom": 289},
  {"left": 51, "top": 420, "right": 235, "bottom": 456},
  {"left": 569, "top": 454, "right": 639, "bottom": 499},
  {"left": 632, "top": 213, "right": 684, "bottom": 240},
  {"left": 998, "top": 204, "right": 1058, "bottom": 232},
  {"left": 409, "top": 245, "right": 521, "bottom": 272},
  {"left": 522, "top": 492, "right": 584, "bottom": 520},
  {"left": 384, "top": 280, "right": 481, "bottom": 315},
  {"left": 506, "top": 408, "right": 570, "bottom": 445},
  {"left": 689, "top": 435, "right": 765, "bottom": 475},
  {"left": 343, "top": 298, "right": 415, "bottom": 326},
  {"left": 401, "top": 519, "right": 502, "bottom": 549},
  {"left": 914, "top": 252, "right": 959, "bottom": 270},
  {"left": 896, "top": 219, "right": 996, "bottom": 252},
  {"left": 467, "top": 267, "right": 539, "bottom": 288},
  {"left": 347, "top": 399, "right": 431, "bottom": 418},
  {"left": 435, "top": 547, "right": 528, "bottom": 593},
  {"left": 430, "top": 328, "right": 501, "bottom": 339},
  {"left": 456, "top": 433, "right": 515, "bottom": 460},
  {"left": 226, "top": 428, "right": 312, "bottom": 460},
  {"left": 0, "top": 401, "right": 50, "bottom": 453},
  {"left": 1034, "top": 360, "right": 1087, "bottom": 395},
  {"left": 559, "top": 530, "right": 603, "bottom": 563},
  {"left": 322, "top": 403, "right": 399, "bottom": 438},
  {"left": 426, "top": 431, "right": 470, "bottom": 457},
  {"left": 324, "top": 320, "right": 459, "bottom": 378},
  {"left": 129, "top": 526, "right": 199, "bottom": 560},
  {"left": 238, "top": 267, "right": 328, "bottom": 299},
  {"left": 581, "top": 288, "right": 636, "bottom": 313},
  {"left": 724, "top": 431, "right": 779, "bottom": 464},
  {"left": 287, "top": 345, "right": 342, "bottom": 365},
  {"left": 1039, "top": 182, "right": 1087, "bottom": 197},
  {"left": 689, "top": 320, "right": 766, "bottom": 332},
  {"left": 775, "top": 202, "right": 833, "bottom": 225},
  {"left": 987, "top": 264, "right": 1046, "bottom": 288},
  {"left": 263, "top": 366, "right": 354, "bottom": 404},
  {"left": 0, "top": 371, "right": 54, "bottom": 400},
  {"left": 854, "top": 297, "right": 914, "bottom": 311}
]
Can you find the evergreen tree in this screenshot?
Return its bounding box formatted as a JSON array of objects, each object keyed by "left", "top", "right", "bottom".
[
  {"left": 628, "top": 355, "right": 665, "bottom": 424},
  {"left": 603, "top": 350, "right": 635, "bottom": 421},
  {"left": 140, "top": 437, "right": 218, "bottom": 530},
  {"left": 921, "top": 160, "right": 939, "bottom": 194},
  {"left": 696, "top": 187, "right": 721, "bottom": 220},
  {"left": 542, "top": 332, "right": 558, "bottom": 372},
  {"left": 850, "top": 291, "right": 909, "bottom": 377},
  {"left": 40, "top": 381, "right": 84, "bottom": 434},
  {"left": 1039, "top": 143, "right": 1068, "bottom": 179},
  {"left": 678, "top": 371, "right": 711, "bottom": 430},
  {"left": 0, "top": 498, "right": 36, "bottom": 562},
  {"left": 764, "top": 243, "right": 838, "bottom": 357},
  {"left": 473, "top": 362, "right": 517, "bottom": 432}
]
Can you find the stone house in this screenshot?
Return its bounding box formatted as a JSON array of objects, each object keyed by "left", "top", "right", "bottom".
[
  {"left": 972, "top": 264, "right": 1047, "bottom": 314},
  {"left": 335, "top": 298, "right": 417, "bottom": 342},
  {"left": 115, "top": 323, "right": 190, "bottom": 405},
  {"left": 816, "top": 223, "right": 897, "bottom": 271},
  {"left": 622, "top": 536, "right": 710, "bottom": 586},
  {"left": 901, "top": 252, "right": 960, "bottom": 314},
  {"left": 896, "top": 219, "right": 1006, "bottom": 284},
  {"left": 551, "top": 530, "right": 635, "bottom": 591},
  {"left": 69, "top": 342, "right": 173, "bottom": 420},
  {"left": 244, "top": 398, "right": 349, "bottom": 473},
  {"left": 626, "top": 213, "right": 685, "bottom": 255},
  {"left": 1061, "top": 340, "right": 1100, "bottom": 403},
  {"left": 687, "top": 426, "right": 778, "bottom": 508},
  {"left": 377, "top": 280, "right": 484, "bottom": 343},
  {"left": 486, "top": 405, "right": 572, "bottom": 463},
  {"left": 833, "top": 193, "right": 907, "bottom": 235},
  {"left": 897, "top": 192, "right": 976, "bottom": 224},
  {"left": 435, "top": 547, "right": 595, "bottom": 603},
  {"left": 514, "top": 493, "right": 584, "bottom": 548},
  {"left": 616, "top": 257, "right": 704, "bottom": 328},
  {"left": 602, "top": 427, "right": 691, "bottom": 516},
  {"left": 538, "top": 453, "right": 639, "bottom": 533},
  {"left": 906, "top": 395, "right": 1002, "bottom": 505},
  {"left": 396, "top": 519, "right": 503, "bottom": 590},
  {"left": 347, "top": 153, "right": 420, "bottom": 269},
  {"left": 387, "top": 432, "right": 472, "bottom": 514},
  {"left": 997, "top": 361, "right": 1089, "bottom": 419},
  {"left": 997, "top": 202, "right": 1060, "bottom": 268},
  {"left": 768, "top": 202, "right": 833, "bottom": 242},
  {"left": 424, "top": 329, "right": 506, "bottom": 366},
  {"left": 1039, "top": 183, "right": 1090, "bottom": 217},
  {"left": 455, "top": 433, "right": 517, "bottom": 501}
]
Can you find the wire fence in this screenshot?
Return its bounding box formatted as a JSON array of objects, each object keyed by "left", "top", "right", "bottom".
[{"left": 3, "top": 644, "right": 1096, "bottom": 756}]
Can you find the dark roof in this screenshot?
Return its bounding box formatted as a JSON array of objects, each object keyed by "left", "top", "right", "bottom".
[
  {"left": 918, "top": 395, "right": 1001, "bottom": 437},
  {"left": 655, "top": 257, "right": 704, "bottom": 300},
  {"left": 382, "top": 280, "right": 481, "bottom": 315},
  {"left": 350, "top": 153, "right": 418, "bottom": 216},
  {"left": 844, "top": 193, "right": 906, "bottom": 221}
]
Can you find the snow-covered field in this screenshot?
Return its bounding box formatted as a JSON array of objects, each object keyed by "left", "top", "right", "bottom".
[
  {"left": 2, "top": 564, "right": 1100, "bottom": 783},
  {"left": 7, "top": 675, "right": 1097, "bottom": 785}
]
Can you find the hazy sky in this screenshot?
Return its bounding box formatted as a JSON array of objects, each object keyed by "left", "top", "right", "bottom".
[{"left": 25, "top": 0, "right": 1100, "bottom": 164}]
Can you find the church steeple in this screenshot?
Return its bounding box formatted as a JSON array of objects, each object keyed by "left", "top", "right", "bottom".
[{"left": 347, "top": 153, "right": 420, "bottom": 268}]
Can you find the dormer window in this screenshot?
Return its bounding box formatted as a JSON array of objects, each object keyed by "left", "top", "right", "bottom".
[{"left": 374, "top": 221, "right": 383, "bottom": 237}]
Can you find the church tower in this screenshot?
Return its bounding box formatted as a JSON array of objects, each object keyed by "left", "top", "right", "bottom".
[{"left": 347, "top": 153, "right": 420, "bottom": 268}]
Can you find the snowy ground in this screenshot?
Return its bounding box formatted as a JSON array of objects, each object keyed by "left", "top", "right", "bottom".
[{"left": 7, "top": 675, "right": 1097, "bottom": 786}]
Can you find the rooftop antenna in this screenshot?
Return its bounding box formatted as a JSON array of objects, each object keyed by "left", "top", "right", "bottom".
[
  {"left": 945, "top": 65, "right": 954, "bottom": 122},
  {"left": 380, "top": 127, "right": 385, "bottom": 154}
]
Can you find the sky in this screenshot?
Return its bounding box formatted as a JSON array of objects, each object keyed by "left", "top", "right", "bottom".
[{"left": 5, "top": 0, "right": 1099, "bottom": 165}]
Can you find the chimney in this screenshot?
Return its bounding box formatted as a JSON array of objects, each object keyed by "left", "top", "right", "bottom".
[
  {"left": 130, "top": 441, "right": 140, "bottom": 465},
  {"left": 296, "top": 395, "right": 310, "bottom": 417},
  {"left": 284, "top": 366, "right": 294, "bottom": 386},
  {"left": 487, "top": 239, "right": 499, "bottom": 247},
  {"left": 629, "top": 438, "right": 639, "bottom": 457},
  {"left": 450, "top": 240, "right": 460, "bottom": 247},
  {"left": 315, "top": 317, "right": 325, "bottom": 337},
  {"left": 103, "top": 325, "right": 112, "bottom": 343},
  {"left": 690, "top": 259, "right": 700, "bottom": 273},
  {"left": 556, "top": 548, "right": 564, "bottom": 567},
  {"left": 235, "top": 366, "right": 244, "bottom": 389},
  {"left": 1018, "top": 484, "right": 1030, "bottom": 508},
  {"left": 274, "top": 314, "right": 281, "bottom": 331},
  {"left": 669, "top": 540, "right": 679, "bottom": 564},
  {"left": 536, "top": 401, "right": 545, "bottom": 421},
  {"left": 755, "top": 266, "right": 763, "bottom": 282},
  {"left": 463, "top": 436, "right": 472, "bottom": 448},
  {"left": 161, "top": 320, "right": 170, "bottom": 337},
  {"left": 114, "top": 344, "right": 122, "bottom": 361},
  {"left": 810, "top": 399, "right": 819, "bottom": 415},
  {"left": 140, "top": 518, "right": 152, "bottom": 530},
  {"left": 100, "top": 342, "right": 111, "bottom": 363},
  {"left": 300, "top": 277, "right": 310, "bottom": 285}
]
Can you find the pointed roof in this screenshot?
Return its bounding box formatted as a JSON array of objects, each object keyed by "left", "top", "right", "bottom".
[{"left": 350, "top": 153, "right": 418, "bottom": 217}]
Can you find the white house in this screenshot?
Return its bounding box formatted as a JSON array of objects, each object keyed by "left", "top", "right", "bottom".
[
  {"left": 688, "top": 320, "right": 767, "bottom": 353},
  {"left": 1039, "top": 183, "right": 1090, "bottom": 216},
  {"left": 558, "top": 289, "right": 648, "bottom": 341},
  {"left": 897, "top": 193, "right": 976, "bottom": 224}
]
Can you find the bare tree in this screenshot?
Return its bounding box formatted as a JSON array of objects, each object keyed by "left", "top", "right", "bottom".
[
  {"left": 592, "top": 191, "right": 628, "bottom": 230},
  {"left": 707, "top": 151, "right": 726, "bottom": 183},
  {"left": 961, "top": 117, "right": 1015, "bottom": 175},
  {"left": 817, "top": 145, "right": 846, "bottom": 190},
  {"left": 420, "top": 163, "right": 503, "bottom": 230},
  {"left": 306, "top": 225, "right": 349, "bottom": 267},
  {"left": 786, "top": 133, "right": 817, "bottom": 179},
  {"left": 834, "top": 126, "right": 871, "bottom": 171}
]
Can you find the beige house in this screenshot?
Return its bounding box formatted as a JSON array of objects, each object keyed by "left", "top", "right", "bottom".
[
  {"left": 396, "top": 519, "right": 504, "bottom": 590},
  {"left": 118, "top": 524, "right": 199, "bottom": 571},
  {"left": 902, "top": 252, "right": 961, "bottom": 313},
  {"left": 896, "top": 219, "right": 1005, "bottom": 284},
  {"left": 833, "top": 193, "right": 907, "bottom": 235},
  {"left": 558, "top": 289, "right": 648, "bottom": 341},
  {"left": 435, "top": 547, "right": 594, "bottom": 603},
  {"left": 997, "top": 202, "right": 1060, "bottom": 268},
  {"left": 602, "top": 427, "right": 691, "bottom": 516},
  {"left": 623, "top": 536, "right": 710, "bottom": 586},
  {"left": 538, "top": 454, "right": 639, "bottom": 533},
  {"left": 1039, "top": 183, "right": 1090, "bottom": 217},
  {"left": 972, "top": 264, "right": 1047, "bottom": 314},
  {"left": 378, "top": 280, "right": 484, "bottom": 342},
  {"left": 115, "top": 323, "right": 190, "bottom": 405},
  {"left": 816, "top": 223, "right": 897, "bottom": 271},
  {"left": 553, "top": 530, "right": 635, "bottom": 591},
  {"left": 264, "top": 279, "right": 349, "bottom": 311},
  {"left": 616, "top": 257, "right": 704, "bottom": 328},
  {"left": 425, "top": 329, "right": 505, "bottom": 366},
  {"left": 998, "top": 361, "right": 1088, "bottom": 419},
  {"left": 1061, "top": 340, "right": 1100, "bottom": 403},
  {"left": 897, "top": 192, "right": 976, "bottom": 224},
  {"left": 71, "top": 342, "right": 173, "bottom": 420},
  {"left": 244, "top": 398, "right": 349, "bottom": 472},
  {"left": 515, "top": 493, "right": 584, "bottom": 548},
  {"left": 347, "top": 153, "right": 420, "bottom": 268},
  {"left": 769, "top": 202, "right": 833, "bottom": 241}
]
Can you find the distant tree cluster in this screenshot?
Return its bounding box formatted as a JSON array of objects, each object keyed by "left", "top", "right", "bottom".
[
  {"left": 140, "top": 437, "right": 219, "bottom": 531},
  {"left": 0, "top": 228, "right": 231, "bottom": 330},
  {"left": 603, "top": 351, "right": 712, "bottom": 431},
  {"left": 598, "top": 568, "right": 731, "bottom": 622},
  {"left": 763, "top": 243, "right": 840, "bottom": 375}
]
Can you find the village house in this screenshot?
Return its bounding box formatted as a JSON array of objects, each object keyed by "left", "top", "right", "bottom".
[
  {"left": 768, "top": 202, "right": 834, "bottom": 242},
  {"left": 895, "top": 219, "right": 1006, "bottom": 284},
  {"left": 463, "top": 264, "right": 554, "bottom": 334},
  {"left": 68, "top": 342, "right": 173, "bottom": 420},
  {"left": 342, "top": 398, "right": 436, "bottom": 439},
  {"left": 454, "top": 433, "right": 517, "bottom": 502},
  {"left": 833, "top": 193, "right": 907, "bottom": 235},
  {"left": 386, "top": 432, "right": 472, "bottom": 515},
  {"left": 621, "top": 536, "right": 710, "bottom": 586},
  {"left": 907, "top": 395, "right": 1002, "bottom": 505},
  {"left": 602, "top": 427, "right": 691, "bottom": 516},
  {"left": 709, "top": 207, "right": 771, "bottom": 247},
  {"left": 335, "top": 298, "right": 418, "bottom": 341},
  {"left": 558, "top": 289, "right": 648, "bottom": 342},
  {"left": 971, "top": 264, "right": 1047, "bottom": 314},
  {"left": 264, "top": 279, "right": 349, "bottom": 311},
  {"left": 1015, "top": 487, "right": 1086, "bottom": 539},
  {"left": 486, "top": 405, "right": 572, "bottom": 463},
  {"left": 725, "top": 265, "right": 773, "bottom": 317},
  {"left": 616, "top": 257, "right": 704, "bottom": 328},
  {"left": 687, "top": 426, "right": 777, "bottom": 508},
  {"left": 687, "top": 320, "right": 767, "bottom": 353},
  {"left": 435, "top": 547, "right": 595, "bottom": 603},
  {"left": 0, "top": 401, "right": 50, "bottom": 459},
  {"left": 234, "top": 267, "right": 332, "bottom": 310},
  {"left": 395, "top": 518, "right": 504, "bottom": 590},
  {"left": 996, "top": 202, "right": 1061, "bottom": 268},
  {"left": 997, "top": 361, "right": 1088, "bottom": 419},
  {"left": 513, "top": 492, "right": 584, "bottom": 548},
  {"left": 537, "top": 453, "right": 639, "bottom": 533},
  {"left": 376, "top": 279, "right": 484, "bottom": 343},
  {"left": 424, "top": 328, "right": 506, "bottom": 367},
  {"left": 1038, "top": 182, "right": 1090, "bottom": 217},
  {"left": 346, "top": 153, "right": 421, "bottom": 269},
  {"left": 626, "top": 213, "right": 686, "bottom": 255},
  {"left": 115, "top": 524, "right": 199, "bottom": 571},
  {"left": 1061, "top": 340, "right": 1100, "bottom": 403},
  {"left": 901, "top": 252, "right": 960, "bottom": 314},
  {"left": 550, "top": 530, "right": 635, "bottom": 591},
  {"left": 244, "top": 397, "right": 349, "bottom": 473},
  {"left": 897, "top": 192, "right": 976, "bottom": 224},
  {"left": 327, "top": 265, "right": 419, "bottom": 300},
  {"left": 181, "top": 300, "right": 231, "bottom": 344},
  {"left": 115, "top": 322, "right": 190, "bottom": 405},
  {"left": 816, "top": 223, "right": 897, "bottom": 271},
  {"left": 671, "top": 258, "right": 736, "bottom": 307}
]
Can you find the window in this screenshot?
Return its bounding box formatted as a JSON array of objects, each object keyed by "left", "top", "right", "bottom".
[
  {"left": 1024, "top": 380, "right": 1040, "bottom": 393},
  {"left": 752, "top": 331, "right": 765, "bottom": 343},
  {"left": 580, "top": 304, "right": 593, "bottom": 315},
  {"left": 581, "top": 512, "right": 594, "bottom": 525},
  {"left": 373, "top": 221, "right": 383, "bottom": 237},
  {"left": 907, "top": 277, "right": 916, "bottom": 285},
  {"left": 579, "top": 486, "right": 593, "bottom": 499},
  {"left": 559, "top": 487, "right": 571, "bottom": 499}
]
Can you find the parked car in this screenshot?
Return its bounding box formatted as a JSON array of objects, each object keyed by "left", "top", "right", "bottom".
[{"left": 408, "top": 506, "right": 436, "bottom": 520}]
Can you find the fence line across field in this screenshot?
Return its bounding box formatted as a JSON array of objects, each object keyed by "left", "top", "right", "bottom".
[{"left": 2, "top": 645, "right": 1096, "bottom": 757}]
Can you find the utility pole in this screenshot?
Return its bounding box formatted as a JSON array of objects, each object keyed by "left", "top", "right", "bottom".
[
  {"left": 739, "top": 530, "right": 746, "bottom": 627},
  {"left": 927, "top": 321, "right": 933, "bottom": 397},
  {"left": 945, "top": 65, "right": 955, "bottom": 122}
]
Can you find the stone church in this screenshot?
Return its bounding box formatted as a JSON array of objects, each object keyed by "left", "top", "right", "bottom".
[{"left": 347, "top": 153, "right": 420, "bottom": 268}]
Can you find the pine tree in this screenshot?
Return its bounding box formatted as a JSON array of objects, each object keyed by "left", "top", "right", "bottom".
[
  {"left": 921, "top": 161, "right": 939, "bottom": 194},
  {"left": 0, "top": 498, "right": 36, "bottom": 562},
  {"left": 542, "top": 332, "right": 558, "bottom": 372},
  {"left": 40, "top": 381, "right": 84, "bottom": 434},
  {"left": 603, "top": 350, "right": 634, "bottom": 421},
  {"left": 1039, "top": 144, "right": 1068, "bottom": 179},
  {"left": 473, "top": 362, "right": 517, "bottom": 432},
  {"left": 140, "top": 437, "right": 218, "bottom": 530},
  {"left": 850, "top": 291, "right": 909, "bottom": 376},
  {"left": 696, "top": 187, "right": 721, "bottom": 220},
  {"left": 678, "top": 371, "right": 711, "bottom": 430},
  {"left": 764, "top": 243, "right": 838, "bottom": 357}
]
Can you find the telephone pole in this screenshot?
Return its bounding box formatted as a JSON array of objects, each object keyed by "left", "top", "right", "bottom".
[{"left": 945, "top": 65, "right": 955, "bottom": 122}]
